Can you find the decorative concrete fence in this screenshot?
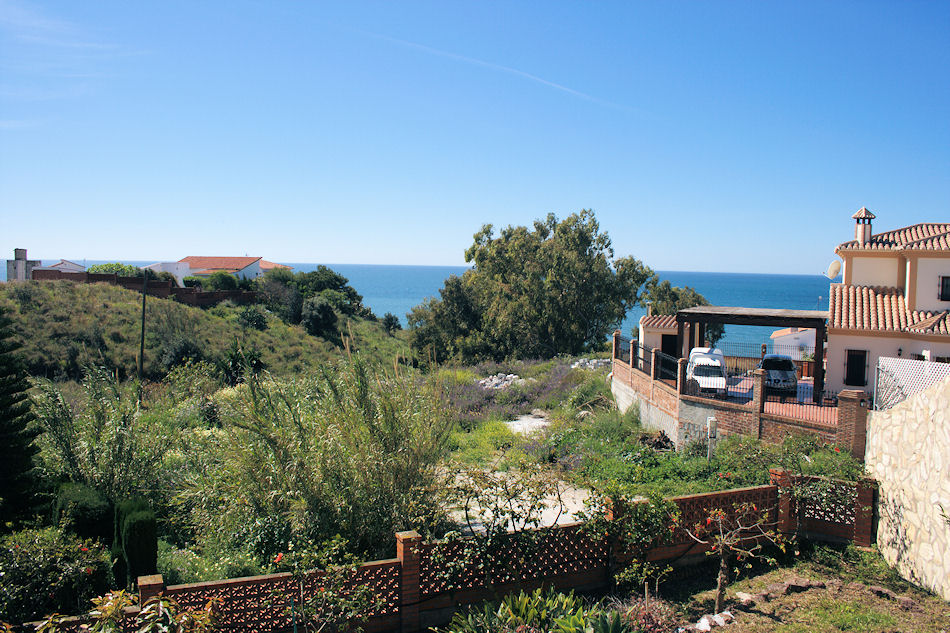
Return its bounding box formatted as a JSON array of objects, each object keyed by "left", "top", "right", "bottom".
[{"left": 121, "top": 480, "right": 872, "bottom": 633}]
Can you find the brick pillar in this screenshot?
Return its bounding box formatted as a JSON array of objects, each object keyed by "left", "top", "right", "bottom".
[
  {"left": 768, "top": 468, "right": 795, "bottom": 535},
  {"left": 676, "top": 358, "right": 687, "bottom": 394},
  {"left": 853, "top": 478, "right": 876, "bottom": 548},
  {"left": 138, "top": 574, "right": 165, "bottom": 604},
  {"left": 396, "top": 530, "right": 422, "bottom": 633},
  {"left": 650, "top": 348, "right": 660, "bottom": 380},
  {"left": 612, "top": 330, "right": 620, "bottom": 360},
  {"left": 750, "top": 369, "right": 765, "bottom": 438},
  {"left": 836, "top": 390, "right": 868, "bottom": 460}
]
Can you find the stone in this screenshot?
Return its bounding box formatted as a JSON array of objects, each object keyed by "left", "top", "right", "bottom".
[
  {"left": 896, "top": 596, "right": 914, "bottom": 610},
  {"left": 808, "top": 579, "right": 826, "bottom": 589},
  {"left": 753, "top": 591, "right": 770, "bottom": 602},
  {"left": 868, "top": 585, "right": 896, "bottom": 600},
  {"left": 719, "top": 611, "right": 733, "bottom": 623},
  {"left": 766, "top": 582, "right": 789, "bottom": 596},
  {"left": 826, "top": 578, "right": 842, "bottom": 591},
  {"left": 694, "top": 616, "right": 712, "bottom": 631},
  {"left": 846, "top": 581, "right": 865, "bottom": 591},
  {"left": 735, "top": 591, "right": 755, "bottom": 606},
  {"left": 785, "top": 578, "right": 811, "bottom": 593}
]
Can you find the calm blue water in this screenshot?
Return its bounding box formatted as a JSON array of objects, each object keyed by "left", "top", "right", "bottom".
[{"left": 11, "top": 260, "right": 836, "bottom": 346}]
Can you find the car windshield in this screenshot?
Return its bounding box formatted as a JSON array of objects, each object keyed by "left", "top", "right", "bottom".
[
  {"left": 762, "top": 358, "right": 795, "bottom": 371},
  {"left": 693, "top": 365, "right": 724, "bottom": 377}
]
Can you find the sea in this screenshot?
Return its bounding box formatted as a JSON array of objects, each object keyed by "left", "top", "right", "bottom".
[{"left": 8, "top": 260, "right": 836, "bottom": 347}]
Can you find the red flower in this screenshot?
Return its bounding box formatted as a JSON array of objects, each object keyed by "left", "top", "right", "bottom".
[
  {"left": 752, "top": 504, "right": 757, "bottom": 511},
  {"left": 834, "top": 447, "right": 841, "bottom": 453},
  {"left": 706, "top": 517, "right": 713, "bottom": 526},
  {"left": 274, "top": 552, "right": 283, "bottom": 564},
  {"left": 85, "top": 567, "right": 93, "bottom": 575},
  {"left": 80, "top": 547, "right": 89, "bottom": 552}
]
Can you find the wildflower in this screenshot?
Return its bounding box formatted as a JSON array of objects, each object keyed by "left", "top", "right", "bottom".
[
  {"left": 80, "top": 547, "right": 89, "bottom": 552},
  {"left": 706, "top": 517, "right": 713, "bottom": 526},
  {"left": 834, "top": 447, "right": 840, "bottom": 453},
  {"left": 752, "top": 504, "right": 757, "bottom": 512},
  {"left": 274, "top": 552, "right": 283, "bottom": 564},
  {"left": 85, "top": 567, "right": 93, "bottom": 575}
]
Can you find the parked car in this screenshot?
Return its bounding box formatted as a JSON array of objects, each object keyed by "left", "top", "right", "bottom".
[
  {"left": 757, "top": 354, "right": 798, "bottom": 397},
  {"left": 687, "top": 347, "right": 727, "bottom": 397}
]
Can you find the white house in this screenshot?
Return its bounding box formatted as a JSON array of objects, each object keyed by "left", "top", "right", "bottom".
[
  {"left": 824, "top": 208, "right": 950, "bottom": 393},
  {"left": 176, "top": 256, "right": 291, "bottom": 281},
  {"left": 144, "top": 262, "right": 193, "bottom": 286},
  {"left": 34, "top": 259, "right": 85, "bottom": 274},
  {"left": 769, "top": 327, "right": 816, "bottom": 360}
]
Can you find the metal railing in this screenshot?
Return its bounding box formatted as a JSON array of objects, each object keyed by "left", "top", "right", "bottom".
[{"left": 613, "top": 335, "right": 631, "bottom": 365}]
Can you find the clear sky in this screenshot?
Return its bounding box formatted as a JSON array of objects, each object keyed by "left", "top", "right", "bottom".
[{"left": 1, "top": 1, "right": 948, "bottom": 274}]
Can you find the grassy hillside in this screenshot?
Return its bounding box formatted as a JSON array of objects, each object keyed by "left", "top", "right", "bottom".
[{"left": 0, "top": 280, "right": 408, "bottom": 380}]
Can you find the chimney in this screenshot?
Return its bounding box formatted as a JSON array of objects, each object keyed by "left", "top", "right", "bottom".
[
  {"left": 14, "top": 248, "right": 26, "bottom": 261},
  {"left": 852, "top": 207, "right": 875, "bottom": 246},
  {"left": 647, "top": 303, "right": 653, "bottom": 317}
]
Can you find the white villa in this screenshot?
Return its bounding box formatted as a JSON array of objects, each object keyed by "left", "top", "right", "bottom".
[{"left": 824, "top": 208, "right": 950, "bottom": 393}]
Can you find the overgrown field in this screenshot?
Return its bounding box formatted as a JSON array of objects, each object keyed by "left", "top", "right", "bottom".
[{"left": 0, "top": 280, "right": 407, "bottom": 380}]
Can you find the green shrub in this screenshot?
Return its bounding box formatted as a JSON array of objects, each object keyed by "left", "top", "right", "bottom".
[
  {"left": 54, "top": 483, "right": 113, "bottom": 543},
  {"left": 204, "top": 271, "right": 238, "bottom": 291},
  {"left": 182, "top": 276, "right": 203, "bottom": 288},
  {"left": 237, "top": 305, "right": 267, "bottom": 331},
  {"left": 112, "top": 498, "right": 157, "bottom": 587},
  {"left": 158, "top": 335, "right": 204, "bottom": 372},
  {"left": 301, "top": 296, "right": 337, "bottom": 337},
  {"left": 87, "top": 263, "right": 142, "bottom": 277},
  {"left": 0, "top": 526, "right": 111, "bottom": 623}
]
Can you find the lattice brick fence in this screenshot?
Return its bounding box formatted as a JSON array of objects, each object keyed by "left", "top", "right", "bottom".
[{"left": 42, "top": 481, "right": 872, "bottom": 633}]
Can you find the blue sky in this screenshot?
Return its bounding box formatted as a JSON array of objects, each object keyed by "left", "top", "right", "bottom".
[{"left": 1, "top": 1, "right": 948, "bottom": 273}]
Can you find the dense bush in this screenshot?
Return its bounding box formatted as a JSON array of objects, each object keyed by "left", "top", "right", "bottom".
[
  {"left": 382, "top": 312, "right": 401, "bottom": 334},
  {"left": 54, "top": 483, "right": 113, "bottom": 543},
  {"left": 159, "top": 335, "right": 204, "bottom": 372},
  {"left": 87, "top": 263, "right": 142, "bottom": 277},
  {"left": 301, "top": 295, "right": 337, "bottom": 337},
  {"left": 175, "top": 358, "right": 455, "bottom": 563},
  {"left": 0, "top": 526, "right": 112, "bottom": 623},
  {"left": 203, "top": 271, "right": 239, "bottom": 291},
  {"left": 182, "top": 276, "right": 203, "bottom": 288},
  {"left": 237, "top": 305, "right": 268, "bottom": 331}
]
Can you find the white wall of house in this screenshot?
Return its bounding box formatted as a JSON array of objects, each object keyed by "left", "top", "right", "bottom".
[
  {"left": 771, "top": 329, "right": 815, "bottom": 360},
  {"left": 825, "top": 331, "right": 950, "bottom": 393},
  {"left": 849, "top": 255, "right": 901, "bottom": 287},
  {"left": 235, "top": 260, "right": 263, "bottom": 279},
  {"left": 913, "top": 257, "right": 950, "bottom": 313},
  {"left": 145, "top": 262, "right": 192, "bottom": 286}
]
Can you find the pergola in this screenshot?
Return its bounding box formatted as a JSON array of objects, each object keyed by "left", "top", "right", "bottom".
[{"left": 675, "top": 306, "right": 829, "bottom": 403}]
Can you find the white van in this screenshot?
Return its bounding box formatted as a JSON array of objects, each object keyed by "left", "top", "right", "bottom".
[{"left": 687, "top": 347, "right": 727, "bottom": 397}]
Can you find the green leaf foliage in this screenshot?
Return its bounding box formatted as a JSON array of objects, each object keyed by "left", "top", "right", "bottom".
[
  {"left": 0, "top": 526, "right": 112, "bottom": 623},
  {"left": 87, "top": 263, "right": 143, "bottom": 277},
  {"left": 408, "top": 210, "right": 656, "bottom": 363},
  {"left": 0, "top": 305, "right": 39, "bottom": 526},
  {"left": 644, "top": 279, "right": 723, "bottom": 345}
]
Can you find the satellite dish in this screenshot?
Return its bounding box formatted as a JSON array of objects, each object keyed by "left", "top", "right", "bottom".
[{"left": 825, "top": 260, "right": 841, "bottom": 280}]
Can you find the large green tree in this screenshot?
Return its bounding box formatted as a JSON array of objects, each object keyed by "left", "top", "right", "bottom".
[
  {"left": 0, "top": 305, "right": 39, "bottom": 526},
  {"left": 409, "top": 210, "right": 656, "bottom": 362}
]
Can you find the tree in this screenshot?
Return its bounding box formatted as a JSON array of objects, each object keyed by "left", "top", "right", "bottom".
[
  {"left": 409, "top": 210, "right": 656, "bottom": 363},
  {"left": 203, "top": 271, "right": 238, "bottom": 291},
  {"left": 0, "top": 306, "right": 39, "bottom": 527},
  {"left": 381, "top": 313, "right": 401, "bottom": 335},
  {"left": 87, "top": 263, "right": 142, "bottom": 277},
  {"left": 645, "top": 279, "right": 724, "bottom": 345},
  {"left": 301, "top": 296, "right": 337, "bottom": 337},
  {"left": 683, "top": 501, "right": 786, "bottom": 614}
]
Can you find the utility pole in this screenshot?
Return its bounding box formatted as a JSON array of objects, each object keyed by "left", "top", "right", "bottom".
[{"left": 138, "top": 270, "right": 148, "bottom": 380}]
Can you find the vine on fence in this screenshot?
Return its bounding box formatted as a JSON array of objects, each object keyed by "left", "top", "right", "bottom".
[{"left": 428, "top": 462, "right": 568, "bottom": 599}]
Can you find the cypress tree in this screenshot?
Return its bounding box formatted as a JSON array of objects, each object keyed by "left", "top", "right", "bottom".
[{"left": 0, "top": 305, "right": 39, "bottom": 527}]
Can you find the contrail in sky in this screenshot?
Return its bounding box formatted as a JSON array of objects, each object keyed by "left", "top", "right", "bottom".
[{"left": 359, "top": 29, "right": 630, "bottom": 111}]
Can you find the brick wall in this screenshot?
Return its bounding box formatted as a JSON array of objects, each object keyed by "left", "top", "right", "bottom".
[{"left": 30, "top": 269, "right": 257, "bottom": 307}]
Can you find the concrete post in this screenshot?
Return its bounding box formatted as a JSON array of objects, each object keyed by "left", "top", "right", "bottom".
[
  {"left": 138, "top": 574, "right": 165, "bottom": 604},
  {"left": 853, "top": 478, "right": 876, "bottom": 548},
  {"left": 396, "top": 530, "right": 423, "bottom": 633}
]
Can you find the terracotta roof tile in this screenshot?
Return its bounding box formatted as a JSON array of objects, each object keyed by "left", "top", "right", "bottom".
[
  {"left": 639, "top": 314, "right": 677, "bottom": 330},
  {"left": 259, "top": 260, "right": 292, "bottom": 271},
  {"left": 836, "top": 223, "right": 950, "bottom": 252},
  {"left": 851, "top": 206, "right": 876, "bottom": 220},
  {"left": 179, "top": 256, "right": 262, "bottom": 274},
  {"left": 828, "top": 283, "right": 950, "bottom": 336}
]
